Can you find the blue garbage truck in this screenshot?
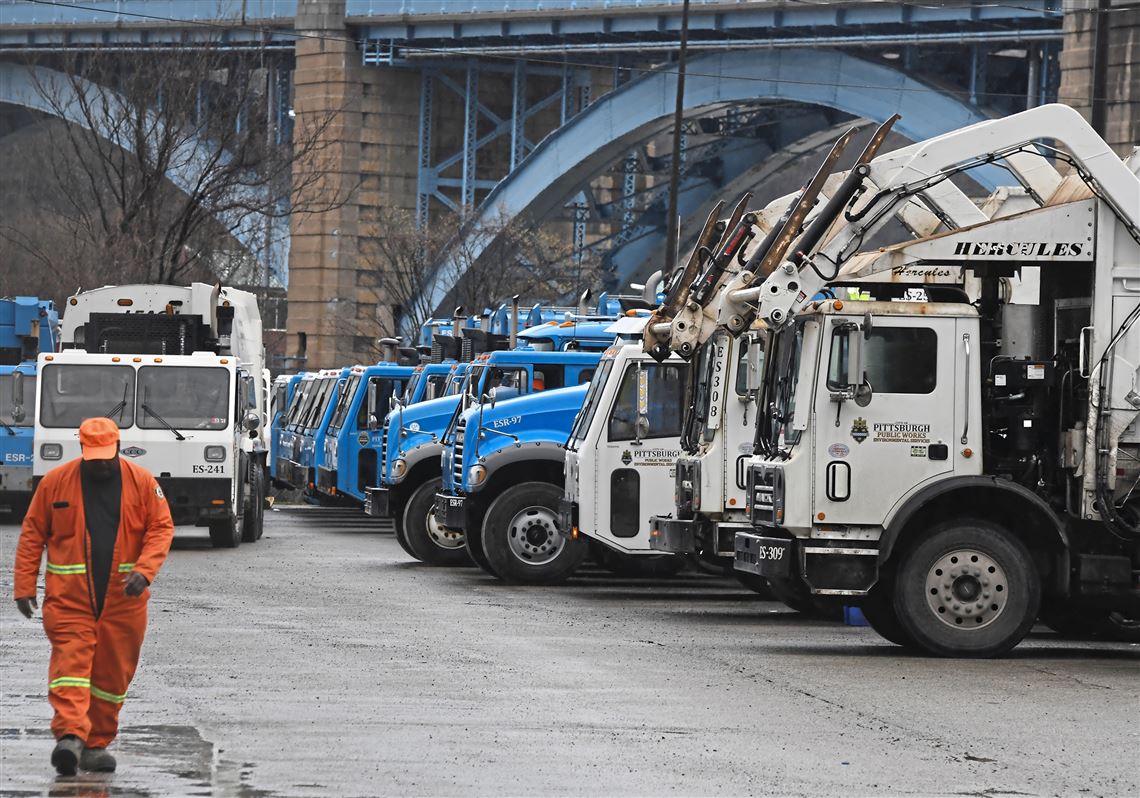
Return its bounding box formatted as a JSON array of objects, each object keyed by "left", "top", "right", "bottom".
[
  {"left": 367, "top": 332, "right": 610, "bottom": 565},
  {"left": 315, "top": 362, "right": 413, "bottom": 504},
  {"left": 0, "top": 297, "right": 59, "bottom": 514}
]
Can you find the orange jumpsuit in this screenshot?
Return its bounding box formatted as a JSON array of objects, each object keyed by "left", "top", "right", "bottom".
[{"left": 14, "top": 459, "right": 174, "bottom": 747}]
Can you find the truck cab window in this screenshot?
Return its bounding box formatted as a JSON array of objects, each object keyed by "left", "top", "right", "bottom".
[
  {"left": 608, "top": 363, "right": 688, "bottom": 442},
  {"left": 40, "top": 364, "right": 136, "bottom": 428},
  {"left": 138, "top": 366, "right": 229, "bottom": 431},
  {"left": 828, "top": 326, "right": 938, "bottom": 394}
]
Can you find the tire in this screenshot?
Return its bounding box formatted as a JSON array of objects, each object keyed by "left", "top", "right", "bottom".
[
  {"left": 597, "top": 547, "right": 685, "bottom": 578},
  {"left": 392, "top": 511, "right": 420, "bottom": 561},
  {"left": 241, "top": 464, "right": 267, "bottom": 543},
  {"left": 768, "top": 576, "right": 843, "bottom": 620},
  {"left": 860, "top": 576, "right": 913, "bottom": 647},
  {"left": 481, "top": 482, "right": 588, "bottom": 584},
  {"left": 402, "top": 477, "right": 470, "bottom": 567},
  {"left": 464, "top": 510, "right": 494, "bottom": 574},
  {"left": 893, "top": 518, "right": 1040, "bottom": 658},
  {"left": 209, "top": 474, "right": 245, "bottom": 548},
  {"left": 208, "top": 512, "right": 243, "bottom": 548}
]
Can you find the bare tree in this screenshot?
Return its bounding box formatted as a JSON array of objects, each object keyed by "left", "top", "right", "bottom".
[
  {"left": 0, "top": 41, "right": 348, "bottom": 296},
  {"left": 347, "top": 207, "right": 603, "bottom": 353}
]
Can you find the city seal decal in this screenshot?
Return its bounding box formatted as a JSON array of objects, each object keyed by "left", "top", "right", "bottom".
[
  {"left": 621, "top": 450, "right": 633, "bottom": 466},
  {"left": 358, "top": 432, "right": 369, "bottom": 446},
  {"left": 121, "top": 446, "right": 147, "bottom": 458},
  {"left": 850, "top": 418, "right": 869, "bottom": 444},
  {"left": 828, "top": 443, "right": 850, "bottom": 459}
]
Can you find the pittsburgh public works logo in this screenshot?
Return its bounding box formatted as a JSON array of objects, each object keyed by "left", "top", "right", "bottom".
[
  {"left": 621, "top": 450, "right": 633, "bottom": 466},
  {"left": 850, "top": 418, "right": 869, "bottom": 444},
  {"left": 121, "top": 446, "right": 147, "bottom": 458},
  {"left": 358, "top": 432, "right": 369, "bottom": 446}
]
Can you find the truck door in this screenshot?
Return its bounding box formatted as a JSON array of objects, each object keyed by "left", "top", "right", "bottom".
[
  {"left": 591, "top": 359, "right": 688, "bottom": 552},
  {"left": 348, "top": 376, "right": 404, "bottom": 497},
  {"left": 813, "top": 314, "right": 957, "bottom": 525}
]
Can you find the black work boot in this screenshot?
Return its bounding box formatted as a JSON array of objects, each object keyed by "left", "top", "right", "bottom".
[
  {"left": 80, "top": 747, "right": 117, "bottom": 772},
  {"left": 51, "top": 735, "right": 83, "bottom": 776}
]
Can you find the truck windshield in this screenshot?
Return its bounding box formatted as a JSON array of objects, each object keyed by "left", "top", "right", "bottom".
[
  {"left": 567, "top": 358, "right": 613, "bottom": 449},
  {"left": 137, "top": 366, "right": 229, "bottom": 431},
  {"left": 0, "top": 373, "right": 36, "bottom": 428},
  {"left": 402, "top": 372, "right": 422, "bottom": 404},
  {"left": 301, "top": 378, "right": 334, "bottom": 432},
  {"left": 40, "top": 364, "right": 135, "bottom": 428},
  {"left": 755, "top": 323, "right": 805, "bottom": 457},
  {"left": 328, "top": 375, "right": 361, "bottom": 432},
  {"left": 287, "top": 382, "right": 314, "bottom": 427}
]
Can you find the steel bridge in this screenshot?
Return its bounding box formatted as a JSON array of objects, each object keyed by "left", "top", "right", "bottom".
[{"left": 0, "top": 0, "right": 1064, "bottom": 303}]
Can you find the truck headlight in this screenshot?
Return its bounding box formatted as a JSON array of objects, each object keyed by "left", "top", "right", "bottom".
[
  {"left": 40, "top": 443, "right": 63, "bottom": 460},
  {"left": 392, "top": 458, "right": 408, "bottom": 478},
  {"left": 204, "top": 446, "right": 226, "bottom": 462},
  {"left": 468, "top": 464, "right": 487, "bottom": 487}
]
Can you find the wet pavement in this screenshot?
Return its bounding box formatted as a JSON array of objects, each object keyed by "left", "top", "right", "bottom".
[{"left": 1, "top": 505, "right": 1138, "bottom": 797}]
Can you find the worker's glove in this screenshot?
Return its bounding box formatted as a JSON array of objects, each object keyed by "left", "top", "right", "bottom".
[
  {"left": 123, "top": 572, "right": 149, "bottom": 598},
  {"left": 16, "top": 596, "right": 37, "bottom": 619}
]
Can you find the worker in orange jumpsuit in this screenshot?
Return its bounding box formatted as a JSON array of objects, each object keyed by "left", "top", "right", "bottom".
[{"left": 14, "top": 417, "right": 174, "bottom": 776}]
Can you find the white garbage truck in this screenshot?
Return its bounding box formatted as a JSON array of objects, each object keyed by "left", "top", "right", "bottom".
[
  {"left": 35, "top": 283, "right": 269, "bottom": 548},
  {"left": 648, "top": 104, "right": 1140, "bottom": 657}
]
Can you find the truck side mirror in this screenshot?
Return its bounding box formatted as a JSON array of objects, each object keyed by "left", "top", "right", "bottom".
[
  {"left": 744, "top": 338, "right": 764, "bottom": 394},
  {"left": 636, "top": 415, "right": 651, "bottom": 441},
  {"left": 243, "top": 410, "right": 262, "bottom": 432},
  {"left": 367, "top": 382, "right": 379, "bottom": 430},
  {"left": 10, "top": 371, "right": 25, "bottom": 422},
  {"left": 844, "top": 327, "right": 873, "bottom": 407}
]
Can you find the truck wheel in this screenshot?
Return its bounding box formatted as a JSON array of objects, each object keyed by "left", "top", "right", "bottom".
[
  {"left": 208, "top": 513, "right": 243, "bottom": 548},
  {"left": 860, "top": 579, "right": 913, "bottom": 647},
  {"left": 768, "top": 577, "right": 843, "bottom": 620},
  {"left": 464, "top": 519, "right": 494, "bottom": 574},
  {"left": 241, "top": 465, "right": 266, "bottom": 543},
  {"left": 402, "top": 477, "right": 469, "bottom": 567},
  {"left": 392, "top": 513, "right": 420, "bottom": 561},
  {"left": 481, "top": 482, "right": 587, "bottom": 584},
  {"left": 894, "top": 518, "right": 1040, "bottom": 658}
]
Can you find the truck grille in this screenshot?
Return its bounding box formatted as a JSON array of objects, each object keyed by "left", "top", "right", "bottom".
[
  {"left": 378, "top": 424, "right": 387, "bottom": 480},
  {"left": 452, "top": 417, "right": 466, "bottom": 487},
  {"left": 749, "top": 463, "right": 784, "bottom": 526}
]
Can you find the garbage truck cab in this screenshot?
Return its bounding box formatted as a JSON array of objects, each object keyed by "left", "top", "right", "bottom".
[
  {"left": 0, "top": 297, "right": 59, "bottom": 515},
  {"left": 270, "top": 373, "right": 305, "bottom": 486},
  {"left": 36, "top": 283, "right": 268, "bottom": 548},
  {"left": 316, "top": 362, "right": 412, "bottom": 503},
  {"left": 369, "top": 326, "right": 615, "bottom": 561},
  {"left": 432, "top": 351, "right": 600, "bottom": 573}
]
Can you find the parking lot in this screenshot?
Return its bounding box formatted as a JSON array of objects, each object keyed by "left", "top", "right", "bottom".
[{"left": 2, "top": 505, "right": 1138, "bottom": 797}]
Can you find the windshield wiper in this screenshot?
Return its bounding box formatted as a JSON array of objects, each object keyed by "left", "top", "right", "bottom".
[
  {"left": 0, "top": 417, "right": 15, "bottom": 436},
  {"left": 141, "top": 403, "right": 186, "bottom": 440},
  {"left": 102, "top": 383, "right": 130, "bottom": 423}
]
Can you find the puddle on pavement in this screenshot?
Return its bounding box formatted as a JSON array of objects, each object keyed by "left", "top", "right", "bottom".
[{"left": 0, "top": 725, "right": 278, "bottom": 797}]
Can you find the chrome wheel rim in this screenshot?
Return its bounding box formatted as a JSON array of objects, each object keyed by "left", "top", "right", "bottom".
[
  {"left": 426, "top": 510, "right": 464, "bottom": 550},
  {"left": 925, "top": 548, "right": 1008, "bottom": 630},
  {"left": 506, "top": 505, "right": 564, "bottom": 566}
]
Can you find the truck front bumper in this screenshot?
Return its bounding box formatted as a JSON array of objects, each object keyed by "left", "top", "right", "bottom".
[
  {"left": 365, "top": 486, "right": 392, "bottom": 517},
  {"left": 156, "top": 477, "right": 232, "bottom": 526},
  {"left": 649, "top": 516, "right": 699, "bottom": 553},
  {"left": 734, "top": 532, "right": 794, "bottom": 579},
  {"left": 434, "top": 492, "right": 469, "bottom": 530},
  {"left": 316, "top": 466, "right": 337, "bottom": 495}
]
